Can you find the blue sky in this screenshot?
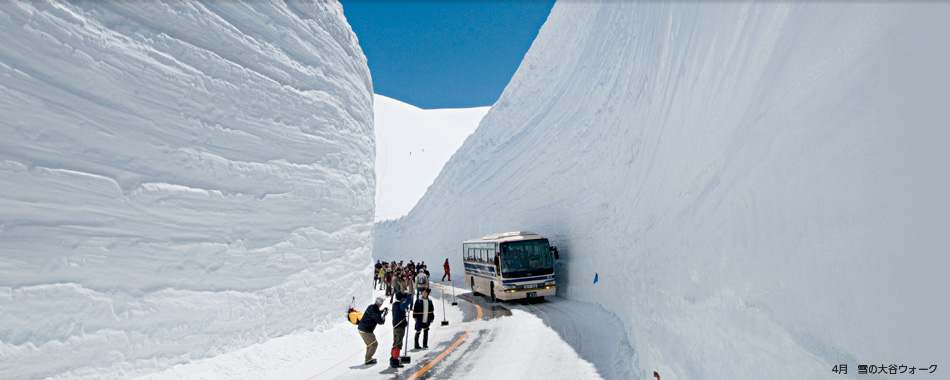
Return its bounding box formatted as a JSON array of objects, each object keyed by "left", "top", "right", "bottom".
[{"left": 340, "top": 0, "right": 556, "bottom": 109}]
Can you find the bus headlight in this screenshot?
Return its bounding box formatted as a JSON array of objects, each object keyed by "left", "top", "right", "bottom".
[
  {"left": 544, "top": 280, "right": 555, "bottom": 286},
  {"left": 503, "top": 285, "right": 515, "bottom": 291}
]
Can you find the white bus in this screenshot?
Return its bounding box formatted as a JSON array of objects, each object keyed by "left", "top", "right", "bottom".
[{"left": 463, "top": 231, "right": 559, "bottom": 302}]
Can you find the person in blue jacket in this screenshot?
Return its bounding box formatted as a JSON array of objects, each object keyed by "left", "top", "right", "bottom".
[
  {"left": 357, "top": 296, "right": 388, "bottom": 365},
  {"left": 389, "top": 292, "right": 411, "bottom": 368}
]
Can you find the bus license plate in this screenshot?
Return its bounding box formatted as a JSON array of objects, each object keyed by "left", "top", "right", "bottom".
[{"left": 527, "top": 292, "right": 537, "bottom": 298}]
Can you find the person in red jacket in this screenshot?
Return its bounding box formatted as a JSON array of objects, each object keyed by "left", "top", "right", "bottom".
[{"left": 441, "top": 258, "right": 451, "bottom": 282}]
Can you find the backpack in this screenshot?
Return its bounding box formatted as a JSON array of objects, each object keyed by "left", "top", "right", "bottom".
[
  {"left": 346, "top": 297, "right": 363, "bottom": 325},
  {"left": 417, "top": 273, "right": 427, "bottom": 285},
  {"left": 348, "top": 307, "right": 363, "bottom": 325}
]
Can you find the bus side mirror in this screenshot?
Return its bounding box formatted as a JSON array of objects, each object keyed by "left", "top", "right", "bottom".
[{"left": 550, "top": 246, "right": 559, "bottom": 260}]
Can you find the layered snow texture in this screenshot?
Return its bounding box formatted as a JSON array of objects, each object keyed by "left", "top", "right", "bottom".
[
  {"left": 375, "top": 3, "right": 949, "bottom": 379},
  {"left": 0, "top": 1, "right": 374, "bottom": 379}
]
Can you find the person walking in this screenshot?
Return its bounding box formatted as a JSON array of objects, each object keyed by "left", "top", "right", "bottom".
[
  {"left": 441, "top": 259, "right": 451, "bottom": 282},
  {"left": 412, "top": 288, "right": 435, "bottom": 349},
  {"left": 389, "top": 292, "right": 410, "bottom": 368},
  {"left": 357, "top": 296, "right": 389, "bottom": 365}
]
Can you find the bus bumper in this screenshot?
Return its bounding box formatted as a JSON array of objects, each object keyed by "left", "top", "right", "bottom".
[{"left": 498, "top": 286, "right": 555, "bottom": 301}]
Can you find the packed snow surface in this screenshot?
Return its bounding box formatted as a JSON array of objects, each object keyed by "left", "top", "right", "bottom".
[
  {"left": 2, "top": 1, "right": 949, "bottom": 379},
  {"left": 373, "top": 94, "right": 488, "bottom": 222},
  {"left": 137, "top": 285, "right": 607, "bottom": 380},
  {"left": 375, "top": 2, "right": 950, "bottom": 379},
  {"left": 0, "top": 1, "right": 374, "bottom": 379}
]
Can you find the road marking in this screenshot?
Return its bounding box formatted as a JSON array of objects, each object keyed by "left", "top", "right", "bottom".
[{"left": 406, "top": 302, "right": 482, "bottom": 380}]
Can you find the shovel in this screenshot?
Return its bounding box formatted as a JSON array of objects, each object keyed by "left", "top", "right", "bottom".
[
  {"left": 400, "top": 317, "right": 411, "bottom": 364},
  {"left": 451, "top": 280, "right": 457, "bottom": 306},
  {"left": 441, "top": 288, "right": 449, "bottom": 326}
]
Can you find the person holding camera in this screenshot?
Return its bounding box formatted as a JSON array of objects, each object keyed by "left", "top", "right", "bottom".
[{"left": 357, "top": 296, "right": 389, "bottom": 365}]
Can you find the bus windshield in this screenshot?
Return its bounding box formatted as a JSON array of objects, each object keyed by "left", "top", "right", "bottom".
[{"left": 500, "top": 239, "right": 554, "bottom": 278}]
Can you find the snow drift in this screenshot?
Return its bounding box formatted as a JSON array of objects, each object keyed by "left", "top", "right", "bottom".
[
  {"left": 375, "top": 2, "right": 949, "bottom": 379},
  {"left": 0, "top": 1, "right": 374, "bottom": 378}
]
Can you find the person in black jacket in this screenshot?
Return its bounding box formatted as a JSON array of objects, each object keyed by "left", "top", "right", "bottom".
[
  {"left": 357, "top": 296, "right": 388, "bottom": 365},
  {"left": 389, "top": 292, "right": 411, "bottom": 368},
  {"left": 412, "top": 288, "right": 435, "bottom": 349}
]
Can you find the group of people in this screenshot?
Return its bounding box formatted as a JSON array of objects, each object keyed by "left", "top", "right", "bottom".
[
  {"left": 358, "top": 258, "right": 452, "bottom": 368},
  {"left": 374, "top": 259, "right": 432, "bottom": 302}
]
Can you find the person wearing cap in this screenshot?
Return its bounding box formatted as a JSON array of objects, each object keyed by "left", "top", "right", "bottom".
[
  {"left": 357, "top": 296, "right": 389, "bottom": 365},
  {"left": 389, "top": 292, "right": 411, "bottom": 368}
]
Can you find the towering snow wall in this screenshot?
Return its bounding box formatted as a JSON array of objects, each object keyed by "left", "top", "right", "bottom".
[
  {"left": 0, "top": 1, "right": 374, "bottom": 379},
  {"left": 375, "top": 2, "right": 949, "bottom": 379}
]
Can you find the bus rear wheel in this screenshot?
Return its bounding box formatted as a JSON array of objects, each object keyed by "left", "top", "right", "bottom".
[{"left": 490, "top": 283, "right": 496, "bottom": 302}]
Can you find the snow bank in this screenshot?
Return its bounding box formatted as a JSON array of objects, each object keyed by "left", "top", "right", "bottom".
[
  {"left": 0, "top": 1, "right": 374, "bottom": 378},
  {"left": 375, "top": 2, "right": 949, "bottom": 379},
  {"left": 373, "top": 94, "right": 488, "bottom": 222}
]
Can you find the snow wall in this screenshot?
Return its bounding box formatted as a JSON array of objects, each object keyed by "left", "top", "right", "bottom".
[
  {"left": 0, "top": 2, "right": 374, "bottom": 379},
  {"left": 374, "top": 2, "right": 949, "bottom": 379}
]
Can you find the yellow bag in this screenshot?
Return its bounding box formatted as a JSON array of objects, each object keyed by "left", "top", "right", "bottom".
[{"left": 347, "top": 307, "right": 363, "bottom": 325}]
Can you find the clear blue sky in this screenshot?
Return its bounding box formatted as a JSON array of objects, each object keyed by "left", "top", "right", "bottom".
[{"left": 340, "top": 0, "right": 556, "bottom": 109}]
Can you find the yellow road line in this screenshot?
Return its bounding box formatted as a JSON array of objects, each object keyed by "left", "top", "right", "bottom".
[{"left": 406, "top": 302, "right": 482, "bottom": 380}]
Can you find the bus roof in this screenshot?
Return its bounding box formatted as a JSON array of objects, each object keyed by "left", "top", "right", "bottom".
[{"left": 463, "top": 231, "right": 546, "bottom": 244}]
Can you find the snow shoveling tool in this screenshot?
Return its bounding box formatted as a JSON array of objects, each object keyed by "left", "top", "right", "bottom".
[
  {"left": 441, "top": 288, "right": 449, "bottom": 326},
  {"left": 401, "top": 324, "right": 411, "bottom": 364},
  {"left": 451, "top": 280, "right": 457, "bottom": 306}
]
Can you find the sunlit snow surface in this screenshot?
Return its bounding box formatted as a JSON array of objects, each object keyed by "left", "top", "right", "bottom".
[
  {"left": 2, "top": 1, "right": 949, "bottom": 380},
  {"left": 373, "top": 94, "right": 487, "bottom": 222},
  {"left": 0, "top": 1, "right": 374, "bottom": 379},
  {"left": 375, "top": 2, "right": 950, "bottom": 379}
]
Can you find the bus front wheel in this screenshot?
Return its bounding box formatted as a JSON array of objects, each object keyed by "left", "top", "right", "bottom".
[
  {"left": 490, "top": 283, "right": 496, "bottom": 302},
  {"left": 471, "top": 277, "right": 480, "bottom": 296}
]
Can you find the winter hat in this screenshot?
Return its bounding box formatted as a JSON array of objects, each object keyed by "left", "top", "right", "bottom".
[{"left": 375, "top": 296, "right": 385, "bottom": 304}]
